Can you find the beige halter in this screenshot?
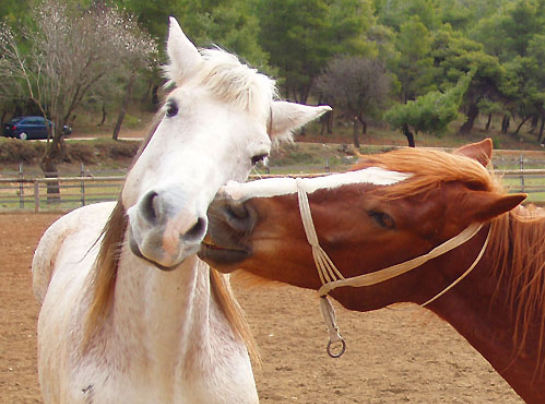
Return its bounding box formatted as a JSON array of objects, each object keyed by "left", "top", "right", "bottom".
[{"left": 295, "top": 178, "right": 490, "bottom": 358}]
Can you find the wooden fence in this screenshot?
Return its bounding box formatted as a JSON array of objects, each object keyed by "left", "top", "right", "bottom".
[
  {"left": 0, "top": 176, "right": 125, "bottom": 212},
  {"left": 0, "top": 168, "right": 544, "bottom": 212}
]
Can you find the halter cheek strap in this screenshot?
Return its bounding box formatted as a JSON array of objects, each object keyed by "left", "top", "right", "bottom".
[{"left": 295, "top": 178, "right": 490, "bottom": 358}]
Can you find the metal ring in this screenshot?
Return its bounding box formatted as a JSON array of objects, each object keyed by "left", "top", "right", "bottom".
[{"left": 327, "top": 339, "right": 346, "bottom": 358}]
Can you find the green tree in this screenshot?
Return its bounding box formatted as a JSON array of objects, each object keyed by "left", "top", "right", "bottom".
[
  {"left": 467, "top": 0, "right": 545, "bottom": 138},
  {"left": 392, "top": 15, "right": 436, "bottom": 102},
  {"left": 315, "top": 55, "right": 393, "bottom": 147},
  {"left": 428, "top": 25, "right": 506, "bottom": 134},
  {"left": 437, "top": 0, "right": 508, "bottom": 31},
  {"left": 0, "top": 0, "right": 30, "bottom": 22},
  {"left": 385, "top": 70, "right": 474, "bottom": 146},
  {"left": 257, "top": 0, "right": 374, "bottom": 103},
  {"left": 257, "top": 0, "right": 331, "bottom": 103},
  {"left": 503, "top": 34, "right": 545, "bottom": 141},
  {"left": 374, "top": 0, "right": 439, "bottom": 31},
  {"left": 124, "top": 0, "right": 266, "bottom": 65}
]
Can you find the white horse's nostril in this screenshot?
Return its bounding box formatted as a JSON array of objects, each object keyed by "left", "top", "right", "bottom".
[
  {"left": 184, "top": 217, "right": 208, "bottom": 242},
  {"left": 140, "top": 191, "right": 159, "bottom": 223}
]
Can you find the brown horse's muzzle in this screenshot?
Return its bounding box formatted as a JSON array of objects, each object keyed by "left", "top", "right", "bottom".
[{"left": 198, "top": 191, "right": 255, "bottom": 271}]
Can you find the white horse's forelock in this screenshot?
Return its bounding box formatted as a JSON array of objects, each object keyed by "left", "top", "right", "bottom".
[{"left": 165, "top": 47, "right": 277, "bottom": 122}]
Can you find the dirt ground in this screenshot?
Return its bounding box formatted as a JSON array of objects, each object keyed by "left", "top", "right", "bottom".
[{"left": 0, "top": 214, "right": 524, "bottom": 404}]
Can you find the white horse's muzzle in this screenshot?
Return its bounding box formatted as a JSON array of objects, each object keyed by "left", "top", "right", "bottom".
[{"left": 127, "top": 188, "right": 208, "bottom": 270}]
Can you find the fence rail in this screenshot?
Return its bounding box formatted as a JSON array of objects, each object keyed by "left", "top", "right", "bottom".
[{"left": 0, "top": 168, "right": 545, "bottom": 212}]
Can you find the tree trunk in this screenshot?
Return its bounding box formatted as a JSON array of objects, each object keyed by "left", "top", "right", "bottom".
[
  {"left": 402, "top": 124, "right": 416, "bottom": 147},
  {"left": 0, "top": 109, "right": 7, "bottom": 127},
  {"left": 459, "top": 103, "right": 479, "bottom": 134},
  {"left": 358, "top": 115, "right": 367, "bottom": 135},
  {"left": 112, "top": 73, "right": 136, "bottom": 141},
  {"left": 501, "top": 115, "right": 510, "bottom": 134},
  {"left": 352, "top": 117, "right": 360, "bottom": 149},
  {"left": 539, "top": 116, "right": 545, "bottom": 144},
  {"left": 485, "top": 113, "right": 492, "bottom": 131},
  {"left": 513, "top": 115, "right": 532, "bottom": 137},
  {"left": 39, "top": 123, "right": 66, "bottom": 203},
  {"left": 531, "top": 114, "right": 539, "bottom": 133},
  {"left": 98, "top": 101, "right": 107, "bottom": 126},
  {"left": 320, "top": 109, "right": 333, "bottom": 136},
  {"left": 352, "top": 116, "right": 360, "bottom": 149},
  {"left": 40, "top": 154, "right": 61, "bottom": 204}
]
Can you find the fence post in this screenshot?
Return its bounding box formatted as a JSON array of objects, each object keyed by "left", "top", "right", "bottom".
[
  {"left": 520, "top": 154, "right": 525, "bottom": 192},
  {"left": 81, "top": 163, "right": 86, "bottom": 207},
  {"left": 325, "top": 158, "right": 330, "bottom": 173},
  {"left": 19, "top": 163, "right": 24, "bottom": 209},
  {"left": 34, "top": 181, "right": 40, "bottom": 213}
]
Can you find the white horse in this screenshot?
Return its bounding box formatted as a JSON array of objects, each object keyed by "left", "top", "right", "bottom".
[{"left": 32, "top": 18, "right": 330, "bottom": 404}]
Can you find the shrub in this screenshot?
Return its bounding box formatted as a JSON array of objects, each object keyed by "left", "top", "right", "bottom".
[
  {"left": 65, "top": 143, "right": 96, "bottom": 164},
  {"left": 94, "top": 139, "right": 140, "bottom": 159},
  {"left": 0, "top": 138, "right": 42, "bottom": 163}
]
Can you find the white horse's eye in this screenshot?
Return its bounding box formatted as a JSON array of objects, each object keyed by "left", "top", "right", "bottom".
[
  {"left": 251, "top": 153, "right": 269, "bottom": 166},
  {"left": 166, "top": 101, "right": 179, "bottom": 118}
]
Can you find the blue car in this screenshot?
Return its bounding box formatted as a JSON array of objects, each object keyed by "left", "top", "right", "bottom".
[{"left": 3, "top": 116, "right": 72, "bottom": 140}]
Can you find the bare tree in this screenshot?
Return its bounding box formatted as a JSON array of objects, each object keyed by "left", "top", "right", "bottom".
[
  {"left": 0, "top": 0, "right": 156, "bottom": 198},
  {"left": 315, "top": 56, "right": 392, "bottom": 148}
]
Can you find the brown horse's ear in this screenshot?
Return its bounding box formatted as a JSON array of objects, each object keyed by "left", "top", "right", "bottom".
[
  {"left": 453, "top": 138, "right": 493, "bottom": 167},
  {"left": 463, "top": 191, "right": 526, "bottom": 222}
]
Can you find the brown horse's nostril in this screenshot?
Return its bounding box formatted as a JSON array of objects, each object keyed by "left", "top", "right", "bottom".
[
  {"left": 225, "top": 202, "right": 249, "bottom": 220},
  {"left": 223, "top": 201, "right": 253, "bottom": 233}
]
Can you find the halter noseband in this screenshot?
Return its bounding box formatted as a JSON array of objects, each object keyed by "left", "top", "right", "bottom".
[{"left": 295, "top": 178, "right": 490, "bottom": 358}]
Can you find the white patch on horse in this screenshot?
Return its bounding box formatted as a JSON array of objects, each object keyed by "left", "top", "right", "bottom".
[{"left": 225, "top": 167, "right": 412, "bottom": 201}]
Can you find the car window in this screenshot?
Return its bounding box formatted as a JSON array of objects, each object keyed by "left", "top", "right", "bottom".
[{"left": 9, "top": 117, "right": 23, "bottom": 124}]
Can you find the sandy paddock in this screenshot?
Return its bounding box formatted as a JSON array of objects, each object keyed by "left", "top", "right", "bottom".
[{"left": 0, "top": 213, "right": 523, "bottom": 404}]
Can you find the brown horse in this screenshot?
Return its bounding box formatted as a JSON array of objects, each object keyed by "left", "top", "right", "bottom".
[{"left": 200, "top": 139, "right": 545, "bottom": 404}]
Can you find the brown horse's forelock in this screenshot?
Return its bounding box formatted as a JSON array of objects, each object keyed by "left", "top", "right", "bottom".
[
  {"left": 83, "top": 111, "right": 259, "bottom": 363},
  {"left": 352, "top": 148, "right": 498, "bottom": 200}
]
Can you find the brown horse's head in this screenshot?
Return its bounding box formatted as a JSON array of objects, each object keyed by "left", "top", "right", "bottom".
[{"left": 200, "top": 139, "right": 525, "bottom": 310}]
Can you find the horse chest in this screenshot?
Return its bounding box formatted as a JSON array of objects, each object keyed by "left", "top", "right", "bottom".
[{"left": 72, "top": 354, "right": 258, "bottom": 404}]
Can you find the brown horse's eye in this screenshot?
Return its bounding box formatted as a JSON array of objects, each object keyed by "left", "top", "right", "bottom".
[{"left": 368, "top": 210, "right": 395, "bottom": 229}]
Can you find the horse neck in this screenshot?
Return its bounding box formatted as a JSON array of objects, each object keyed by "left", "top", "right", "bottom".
[
  {"left": 426, "top": 225, "right": 545, "bottom": 403},
  {"left": 106, "top": 245, "right": 224, "bottom": 374}
]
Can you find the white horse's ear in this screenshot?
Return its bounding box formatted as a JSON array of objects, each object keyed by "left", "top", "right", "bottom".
[
  {"left": 270, "top": 101, "right": 332, "bottom": 141},
  {"left": 165, "top": 17, "right": 203, "bottom": 85}
]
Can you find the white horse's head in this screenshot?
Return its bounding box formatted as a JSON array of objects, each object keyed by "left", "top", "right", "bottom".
[{"left": 124, "top": 18, "right": 330, "bottom": 270}]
